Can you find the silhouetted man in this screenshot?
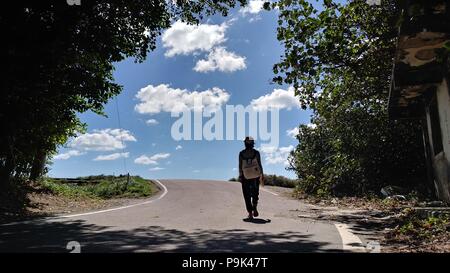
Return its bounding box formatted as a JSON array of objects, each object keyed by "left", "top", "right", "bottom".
[{"left": 239, "top": 136, "right": 264, "bottom": 219}]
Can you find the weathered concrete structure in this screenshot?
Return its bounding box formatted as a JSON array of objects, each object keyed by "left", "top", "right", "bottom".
[{"left": 389, "top": 0, "right": 450, "bottom": 203}]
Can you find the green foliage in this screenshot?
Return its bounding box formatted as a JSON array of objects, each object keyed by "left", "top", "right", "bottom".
[
  {"left": 229, "top": 174, "right": 297, "bottom": 188},
  {"left": 0, "top": 0, "right": 246, "bottom": 186},
  {"left": 42, "top": 175, "right": 155, "bottom": 199},
  {"left": 263, "top": 174, "right": 298, "bottom": 188},
  {"left": 396, "top": 210, "right": 449, "bottom": 241},
  {"left": 272, "top": 0, "right": 427, "bottom": 196},
  {"left": 41, "top": 178, "right": 95, "bottom": 199}
]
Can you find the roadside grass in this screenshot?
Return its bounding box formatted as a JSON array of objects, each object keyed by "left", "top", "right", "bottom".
[
  {"left": 40, "top": 175, "right": 157, "bottom": 199},
  {"left": 388, "top": 209, "right": 450, "bottom": 244}
]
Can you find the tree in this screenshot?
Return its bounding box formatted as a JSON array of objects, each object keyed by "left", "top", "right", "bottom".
[
  {"left": 0, "top": 0, "right": 246, "bottom": 187},
  {"left": 267, "top": 0, "right": 427, "bottom": 196}
]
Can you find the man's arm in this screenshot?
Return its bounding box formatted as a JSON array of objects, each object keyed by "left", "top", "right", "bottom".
[
  {"left": 256, "top": 151, "right": 264, "bottom": 175},
  {"left": 256, "top": 150, "right": 264, "bottom": 185},
  {"left": 238, "top": 152, "right": 244, "bottom": 181}
]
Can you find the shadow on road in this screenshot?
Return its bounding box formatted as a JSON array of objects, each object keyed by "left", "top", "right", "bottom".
[
  {"left": 242, "top": 218, "right": 271, "bottom": 224},
  {"left": 0, "top": 218, "right": 341, "bottom": 253}
]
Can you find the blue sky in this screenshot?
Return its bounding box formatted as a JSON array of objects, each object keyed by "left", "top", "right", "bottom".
[{"left": 49, "top": 1, "right": 316, "bottom": 180}]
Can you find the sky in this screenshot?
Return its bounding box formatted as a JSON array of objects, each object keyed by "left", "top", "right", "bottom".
[{"left": 48, "top": 1, "right": 319, "bottom": 181}]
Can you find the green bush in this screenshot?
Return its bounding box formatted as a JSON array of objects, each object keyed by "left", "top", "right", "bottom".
[
  {"left": 41, "top": 175, "right": 154, "bottom": 199},
  {"left": 229, "top": 174, "right": 297, "bottom": 188},
  {"left": 263, "top": 175, "right": 297, "bottom": 188}
]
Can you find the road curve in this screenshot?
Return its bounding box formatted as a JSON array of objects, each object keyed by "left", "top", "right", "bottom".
[{"left": 0, "top": 179, "right": 345, "bottom": 252}]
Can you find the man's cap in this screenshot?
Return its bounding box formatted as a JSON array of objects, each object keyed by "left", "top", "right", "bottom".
[{"left": 244, "top": 136, "right": 254, "bottom": 143}]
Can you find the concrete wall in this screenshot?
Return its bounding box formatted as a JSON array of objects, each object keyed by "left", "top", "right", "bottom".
[{"left": 434, "top": 78, "right": 450, "bottom": 202}]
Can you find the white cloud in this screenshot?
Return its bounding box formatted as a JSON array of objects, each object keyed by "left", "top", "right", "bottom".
[
  {"left": 251, "top": 87, "right": 301, "bottom": 111},
  {"left": 69, "top": 129, "right": 136, "bottom": 152},
  {"left": 286, "top": 127, "right": 299, "bottom": 138},
  {"left": 146, "top": 119, "right": 159, "bottom": 125},
  {"left": 193, "top": 170, "right": 200, "bottom": 173},
  {"left": 149, "top": 167, "right": 165, "bottom": 171},
  {"left": 135, "top": 84, "right": 230, "bottom": 114},
  {"left": 162, "top": 21, "right": 227, "bottom": 57},
  {"left": 93, "top": 152, "right": 129, "bottom": 161},
  {"left": 150, "top": 153, "right": 171, "bottom": 160},
  {"left": 248, "top": 16, "right": 262, "bottom": 23},
  {"left": 306, "top": 123, "right": 317, "bottom": 129},
  {"left": 240, "top": 0, "right": 266, "bottom": 15},
  {"left": 54, "top": 150, "right": 85, "bottom": 160},
  {"left": 194, "top": 47, "right": 246, "bottom": 73},
  {"left": 134, "top": 153, "right": 171, "bottom": 165},
  {"left": 259, "top": 145, "right": 294, "bottom": 166},
  {"left": 135, "top": 155, "right": 157, "bottom": 165},
  {"left": 175, "top": 145, "right": 183, "bottom": 150}
]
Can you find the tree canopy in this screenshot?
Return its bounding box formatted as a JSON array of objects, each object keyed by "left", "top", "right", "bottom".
[
  {"left": 267, "top": 0, "right": 428, "bottom": 196},
  {"left": 0, "top": 0, "right": 246, "bottom": 186}
]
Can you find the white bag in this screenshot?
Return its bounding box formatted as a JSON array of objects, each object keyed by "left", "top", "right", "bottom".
[{"left": 242, "top": 157, "right": 261, "bottom": 179}]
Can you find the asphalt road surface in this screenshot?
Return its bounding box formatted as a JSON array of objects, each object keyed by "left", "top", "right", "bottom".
[{"left": 0, "top": 179, "right": 355, "bottom": 253}]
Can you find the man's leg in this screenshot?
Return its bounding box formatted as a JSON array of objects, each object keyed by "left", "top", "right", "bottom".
[
  {"left": 251, "top": 178, "right": 260, "bottom": 214},
  {"left": 241, "top": 180, "right": 253, "bottom": 215}
]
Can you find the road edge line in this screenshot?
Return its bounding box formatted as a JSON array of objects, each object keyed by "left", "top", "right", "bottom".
[
  {"left": 61, "top": 179, "right": 168, "bottom": 218},
  {"left": 0, "top": 179, "right": 168, "bottom": 226},
  {"left": 334, "top": 223, "right": 366, "bottom": 252},
  {"left": 261, "top": 187, "right": 279, "bottom": 196}
]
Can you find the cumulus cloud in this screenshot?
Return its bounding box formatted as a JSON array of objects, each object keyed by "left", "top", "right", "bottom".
[
  {"left": 135, "top": 84, "right": 230, "bottom": 114},
  {"left": 54, "top": 150, "right": 85, "bottom": 160},
  {"left": 251, "top": 87, "right": 301, "bottom": 111},
  {"left": 286, "top": 127, "right": 299, "bottom": 138},
  {"left": 149, "top": 167, "right": 165, "bottom": 171},
  {"left": 93, "top": 152, "right": 129, "bottom": 161},
  {"left": 162, "top": 20, "right": 247, "bottom": 74},
  {"left": 146, "top": 119, "right": 159, "bottom": 125},
  {"left": 162, "top": 21, "right": 227, "bottom": 57},
  {"left": 259, "top": 145, "right": 294, "bottom": 166},
  {"left": 134, "top": 153, "right": 171, "bottom": 165},
  {"left": 240, "top": 0, "right": 266, "bottom": 15},
  {"left": 69, "top": 129, "right": 136, "bottom": 152},
  {"left": 194, "top": 47, "right": 246, "bottom": 73}
]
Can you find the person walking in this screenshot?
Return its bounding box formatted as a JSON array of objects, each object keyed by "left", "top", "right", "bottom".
[{"left": 238, "top": 136, "right": 264, "bottom": 219}]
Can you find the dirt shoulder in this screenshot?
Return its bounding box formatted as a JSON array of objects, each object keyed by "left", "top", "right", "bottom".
[
  {"left": 296, "top": 194, "right": 450, "bottom": 253},
  {"left": 265, "top": 186, "right": 449, "bottom": 253},
  {"left": 0, "top": 179, "right": 161, "bottom": 224}
]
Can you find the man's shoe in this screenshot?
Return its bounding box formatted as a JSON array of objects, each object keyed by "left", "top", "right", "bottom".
[
  {"left": 247, "top": 212, "right": 253, "bottom": 219},
  {"left": 253, "top": 209, "right": 259, "bottom": 217}
]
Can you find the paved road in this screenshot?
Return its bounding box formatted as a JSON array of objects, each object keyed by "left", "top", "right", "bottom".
[{"left": 0, "top": 179, "right": 348, "bottom": 252}]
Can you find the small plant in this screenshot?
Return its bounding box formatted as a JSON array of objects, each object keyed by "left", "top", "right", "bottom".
[{"left": 392, "top": 209, "right": 450, "bottom": 242}]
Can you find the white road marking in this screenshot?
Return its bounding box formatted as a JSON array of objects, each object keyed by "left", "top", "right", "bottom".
[
  {"left": 334, "top": 223, "right": 366, "bottom": 252},
  {"left": 0, "top": 179, "right": 168, "bottom": 226},
  {"left": 61, "top": 179, "right": 168, "bottom": 218},
  {"left": 261, "top": 187, "right": 279, "bottom": 196}
]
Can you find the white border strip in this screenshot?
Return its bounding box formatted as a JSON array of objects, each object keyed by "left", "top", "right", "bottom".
[
  {"left": 261, "top": 187, "right": 279, "bottom": 196},
  {"left": 334, "top": 223, "right": 366, "bottom": 252}
]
